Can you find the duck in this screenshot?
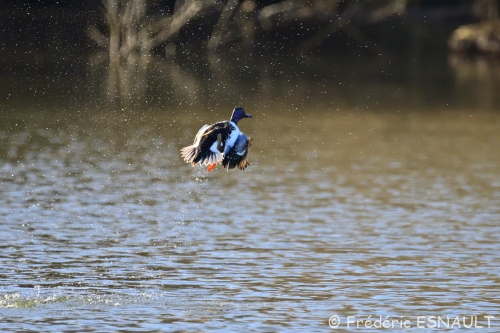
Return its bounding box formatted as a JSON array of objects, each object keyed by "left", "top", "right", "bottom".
[{"left": 180, "top": 107, "right": 252, "bottom": 172}]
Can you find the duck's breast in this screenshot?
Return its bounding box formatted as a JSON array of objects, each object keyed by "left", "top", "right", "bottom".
[{"left": 224, "top": 122, "right": 241, "bottom": 155}]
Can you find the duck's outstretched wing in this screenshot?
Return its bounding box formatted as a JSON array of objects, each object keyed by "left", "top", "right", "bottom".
[{"left": 181, "top": 122, "right": 231, "bottom": 166}]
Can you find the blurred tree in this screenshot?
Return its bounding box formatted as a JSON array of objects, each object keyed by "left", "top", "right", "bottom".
[
  {"left": 87, "top": 0, "right": 214, "bottom": 103},
  {"left": 82, "top": 0, "right": 487, "bottom": 104},
  {"left": 88, "top": 0, "right": 418, "bottom": 58},
  {"left": 88, "top": 0, "right": 207, "bottom": 62},
  {"left": 449, "top": 0, "right": 500, "bottom": 54}
]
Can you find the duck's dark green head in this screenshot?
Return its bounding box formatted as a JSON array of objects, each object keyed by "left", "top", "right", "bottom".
[{"left": 230, "top": 107, "right": 252, "bottom": 124}]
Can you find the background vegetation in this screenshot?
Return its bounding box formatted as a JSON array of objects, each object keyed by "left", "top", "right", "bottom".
[
  {"left": 2, "top": 0, "right": 500, "bottom": 108},
  {"left": 3, "top": 1, "right": 499, "bottom": 58}
]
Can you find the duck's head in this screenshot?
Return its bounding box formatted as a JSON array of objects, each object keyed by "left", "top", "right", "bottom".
[{"left": 230, "top": 107, "right": 252, "bottom": 124}]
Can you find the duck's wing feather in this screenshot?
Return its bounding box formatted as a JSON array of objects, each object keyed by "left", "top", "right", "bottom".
[
  {"left": 236, "top": 135, "right": 251, "bottom": 170},
  {"left": 193, "top": 124, "right": 211, "bottom": 145},
  {"left": 180, "top": 124, "right": 210, "bottom": 164},
  {"left": 222, "top": 134, "right": 251, "bottom": 170},
  {"left": 191, "top": 122, "right": 232, "bottom": 166},
  {"left": 180, "top": 145, "right": 197, "bottom": 163}
]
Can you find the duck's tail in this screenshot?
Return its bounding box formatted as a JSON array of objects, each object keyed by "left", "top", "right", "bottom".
[
  {"left": 180, "top": 145, "right": 198, "bottom": 164},
  {"left": 181, "top": 145, "right": 222, "bottom": 167}
]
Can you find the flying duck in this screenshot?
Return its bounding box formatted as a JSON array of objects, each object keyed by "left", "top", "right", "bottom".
[{"left": 180, "top": 107, "right": 252, "bottom": 172}]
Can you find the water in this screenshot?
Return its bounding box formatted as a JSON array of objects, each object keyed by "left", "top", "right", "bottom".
[{"left": 1, "top": 53, "right": 500, "bottom": 331}]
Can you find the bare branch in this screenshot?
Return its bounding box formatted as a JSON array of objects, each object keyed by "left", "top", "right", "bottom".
[
  {"left": 208, "top": 0, "right": 240, "bottom": 51},
  {"left": 370, "top": 0, "right": 408, "bottom": 22},
  {"left": 149, "top": 15, "right": 174, "bottom": 36},
  {"left": 145, "top": 0, "right": 204, "bottom": 52},
  {"left": 107, "top": 0, "right": 121, "bottom": 62},
  {"left": 259, "top": 0, "right": 298, "bottom": 31},
  {"left": 298, "top": 1, "right": 359, "bottom": 52},
  {"left": 87, "top": 26, "right": 110, "bottom": 48}
]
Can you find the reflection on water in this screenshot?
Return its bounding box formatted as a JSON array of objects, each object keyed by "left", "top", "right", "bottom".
[
  {"left": 88, "top": 51, "right": 203, "bottom": 106},
  {"left": 448, "top": 54, "right": 500, "bottom": 110},
  {"left": 0, "top": 104, "right": 499, "bottom": 330},
  {"left": 4, "top": 44, "right": 500, "bottom": 113}
]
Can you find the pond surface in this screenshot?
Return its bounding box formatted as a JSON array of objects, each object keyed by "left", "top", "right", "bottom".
[{"left": 1, "top": 51, "right": 500, "bottom": 331}]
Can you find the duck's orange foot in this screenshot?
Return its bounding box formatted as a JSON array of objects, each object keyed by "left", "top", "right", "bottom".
[{"left": 207, "top": 163, "right": 217, "bottom": 172}]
